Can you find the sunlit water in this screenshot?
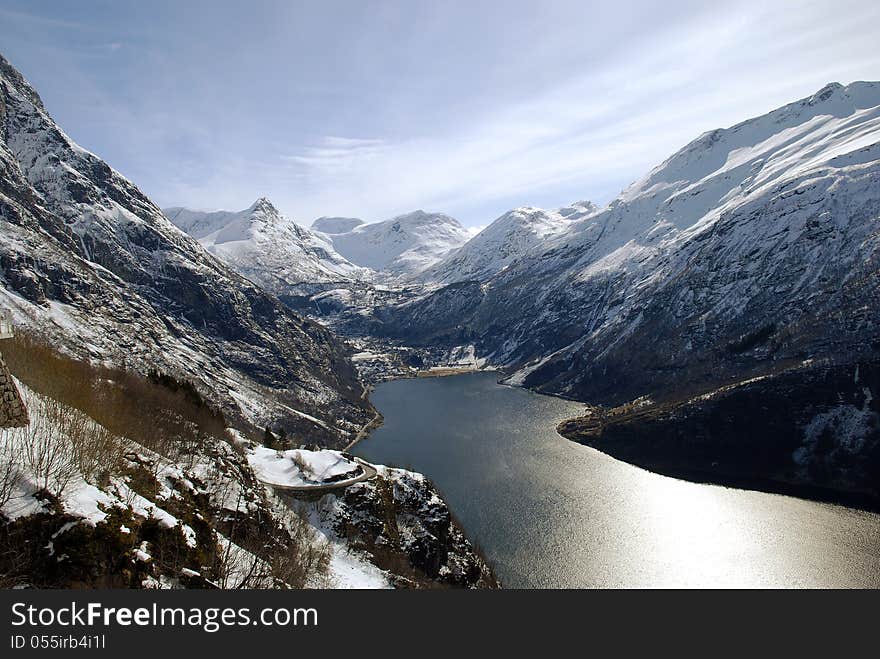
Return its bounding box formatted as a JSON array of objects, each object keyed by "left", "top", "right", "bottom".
[{"left": 353, "top": 372, "right": 880, "bottom": 588}]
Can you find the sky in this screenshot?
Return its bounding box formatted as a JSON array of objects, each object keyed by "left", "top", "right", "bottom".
[{"left": 1, "top": 1, "right": 879, "bottom": 227}]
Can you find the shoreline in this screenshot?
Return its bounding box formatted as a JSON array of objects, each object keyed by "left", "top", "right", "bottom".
[
  {"left": 344, "top": 410, "right": 383, "bottom": 451},
  {"left": 556, "top": 427, "right": 880, "bottom": 515},
  {"left": 344, "top": 367, "right": 497, "bottom": 451},
  {"left": 415, "top": 366, "right": 491, "bottom": 378},
  {"left": 356, "top": 366, "right": 880, "bottom": 515}
]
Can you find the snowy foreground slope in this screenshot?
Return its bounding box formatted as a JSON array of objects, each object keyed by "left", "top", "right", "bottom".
[
  {"left": 0, "top": 382, "right": 494, "bottom": 588},
  {"left": 0, "top": 53, "right": 372, "bottom": 446},
  {"left": 165, "top": 198, "right": 370, "bottom": 294}
]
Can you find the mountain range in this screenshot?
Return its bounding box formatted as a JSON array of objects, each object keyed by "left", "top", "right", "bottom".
[
  {"left": 416, "top": 201, "right": 598, "bottom": 284},
  {"left": 164, "top": 197, "right": 369, "bottom": 294},
  {"left": 2, "top": 44, "right": 878, "bottom": 503},
  {"left": 312, "top": 210, "right": 474, "bottom": 277},
  {"left": 165, "top": 204, "right": 477, "bottom": 290},
  {"left": 338, "top": 82, "right": 879, "bottom": 394},
  {"left": 291, "top": 81, "right": 880, "bottom": 500},
  {"left": 0, "top": 53, "right": 372, "bottom": 447}
]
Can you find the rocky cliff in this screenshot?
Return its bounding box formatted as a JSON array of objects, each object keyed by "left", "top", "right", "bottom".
[{"left": 0, "top": 52, "right": 373, "bottom": 447}]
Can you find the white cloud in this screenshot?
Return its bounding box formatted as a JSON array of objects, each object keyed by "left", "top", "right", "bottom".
[
  {"left": 269, "top": 1, "right": 880, "bottom": 224},
  {"left": 9, "top": 0, "right": 877, "bottom": 227},
  {"left": 282, "top": 136, "right": 388, "bottom": 175}
]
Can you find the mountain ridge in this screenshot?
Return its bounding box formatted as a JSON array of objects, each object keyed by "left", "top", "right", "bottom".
[
  {"left": 313, "top": 209, "right": 473, "bottom": 277},
  {"left": 0, "top": 52, "right": 373, "bottom": 447},
  {"left": 417, "top": 201, "right": 599, "bottom": 284},
  {"left": 164, "top": 197, "right": 370, "bottom": 294}
]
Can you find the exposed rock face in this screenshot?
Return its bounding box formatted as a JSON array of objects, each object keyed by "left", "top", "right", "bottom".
[
  {"left": 0, "top": 52, "right": 372, "bottom": 446},
  {"left": 316, "top": 465, "right": 498, "bottom": 588},
  {"left": 0, "top": 349, "right": 26, "bottom": 427}
]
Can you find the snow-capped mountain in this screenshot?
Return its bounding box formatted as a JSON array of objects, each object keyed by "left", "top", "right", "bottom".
[
  {"left": 334, "top": 81, "right": 880, "bottom": 496},
  {"left": 0, "top": 52, "right": 373, "bottom": 446},
  {"left": 419, "top": 202, "right": 598, "bottom": 284},
  {"left": 362, "top": 81, "right": 880, "bottom": 400},
  {"left": 161, "top": 205, "right": 242, "bottom": 239},
  {"left": 165, "top": 198, "right": 369, "bottom": 295},
  {"left": 312, "top": 210, "right": 472, "bottom": 277},
  {"left": 311, "top": 216, "right": 365, "bottom": 234},
  {"left": 496, "top": 80, "right": 880, "bottom": 400}
]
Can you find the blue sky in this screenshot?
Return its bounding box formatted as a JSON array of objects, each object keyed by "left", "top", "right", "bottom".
[{"left": 1, "top": 0, "right": 879, "bottom": 227}]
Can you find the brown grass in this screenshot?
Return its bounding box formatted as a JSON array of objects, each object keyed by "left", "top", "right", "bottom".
[
  {"left": 4, "top": 334, "right": 229, "bottom": 463},
  {"left": 1, "top": 333, "right": 332, "bottom": 589}
]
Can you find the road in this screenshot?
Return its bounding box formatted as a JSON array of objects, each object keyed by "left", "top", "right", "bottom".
[
  {"left": 343, "top": 411, "right": 383, "bottom": 451},
  {"left": 265, "top": 458, "right": 378, "bottom": 494}
]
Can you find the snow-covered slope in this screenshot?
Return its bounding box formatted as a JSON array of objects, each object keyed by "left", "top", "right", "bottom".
[
  {"left": 0, "top": 52, "right": 373, "bottom": 446},
  {"left": 162, "top": 206, "right": 241, "bottom": 239},
  {"left": 419, "top": 202, "right": 598, "bottom": 283},
  {"left": 166, "top": 198, "right": 369, "bottom": 294},
  {"left": 1, "top": 381, "right": 495, "bottom": 588},
  {"left": 311, "top": 216, "right": 365, "bottom": 234},
  {"left": 501, "top": 80, "right": 880, "bottom": 400},
  {"left": 313, "top": 210, "right": 472, "bottom": 277},
  {"left": 365, "top": 81, "right": 880, "bottom": 408}
]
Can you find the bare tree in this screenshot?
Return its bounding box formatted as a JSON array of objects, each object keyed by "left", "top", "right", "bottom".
[
  {"left": 0, "top": 429, "right": 21, "bottom": 509},
  {"left": 74, "top": 420, "right": 124, "bottom": 484},
  {"left": 16, "top": 389, "right": 124, "bottom": 499},
  {"left": 19, "top": 393, "right": 78, "bottom": 498}
]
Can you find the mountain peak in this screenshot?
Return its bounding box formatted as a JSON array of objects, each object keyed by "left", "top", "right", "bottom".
[
  {"left": 0, "top": 52, "right": 46, "bottom": 112},
  {"left": 809, "top": 82, "right": 845, "bottom": 105},
  {"left": 248, "top": 197, "right": 278, "bottom": 214},
  {"left": 392, "top": 210, "right": 463, "bottom": 228},
  {"left": 317, "top": 210, "right": 470, "bottom": 275},
  {"left": 311, "top": 216, "right": 365, "bottom": 234}
]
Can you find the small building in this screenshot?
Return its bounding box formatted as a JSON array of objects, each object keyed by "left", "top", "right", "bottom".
[{"left": 0, "top": 311, "right": 28, "bottom": 428}]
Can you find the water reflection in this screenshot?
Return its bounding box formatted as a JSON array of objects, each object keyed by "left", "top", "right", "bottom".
[{"left": 354, "top": 373, "right": 880, "bottom": 588}]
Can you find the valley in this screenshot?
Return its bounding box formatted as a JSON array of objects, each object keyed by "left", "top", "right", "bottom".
[{"left": 1, "top": 46, "right": 878, "bottom": 589}]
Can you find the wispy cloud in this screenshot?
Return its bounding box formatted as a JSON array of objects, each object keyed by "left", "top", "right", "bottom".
[
  {"left": 260, "top": 2, "right": 880, "bottom": 223},
  {"left": 282, "top": 136, "right": 388, "bottom": 175},
  {"left": 4, "top": 0, "right": 878, "bottom": 226},
  {"left": 0, "top": 6, "right": 101, "bottom": 32}
]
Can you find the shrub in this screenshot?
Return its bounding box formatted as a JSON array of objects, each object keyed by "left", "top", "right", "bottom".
[{"left": 5, "top": 334, "right": 229, "bottom": 464}]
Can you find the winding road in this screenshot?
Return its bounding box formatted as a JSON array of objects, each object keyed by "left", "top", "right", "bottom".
[{"left": 265, "top": 458, "right": 377, "bottom": 494}]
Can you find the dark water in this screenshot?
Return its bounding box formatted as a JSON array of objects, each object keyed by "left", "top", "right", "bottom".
[{"left": 353, "top": 372, "right": 880, "bottom": 588}]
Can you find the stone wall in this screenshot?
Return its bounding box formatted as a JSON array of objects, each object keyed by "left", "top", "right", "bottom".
[{"left": 0, "top": 348, "right": 27, "bottom": 427}]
